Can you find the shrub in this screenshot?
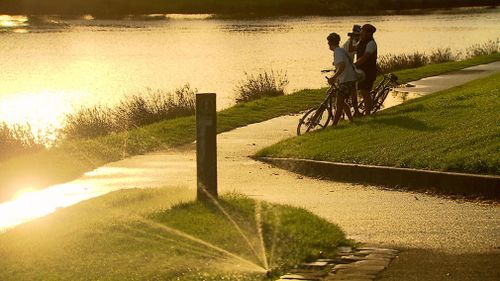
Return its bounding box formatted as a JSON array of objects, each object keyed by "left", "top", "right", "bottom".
[
  {"left": 464, "top": 39, "right": 499, "bottom": 59},
  {"left": 234, "top": 70, "right": 289, "bottom": 103},
  {"left": 429, "top": 48, "right": 454, "bottom": 63},
  {"left": 378, "top": 52, "right": 429, "bottom": 74},
  {"left": 114, "top": 86, "right": 196, "bottom": 130},
  {"left": 61, "top": 106, "right": 116, "bottom": 139},
  {"left": 378, "top": 40, "right": 498, "bottom": 74},
  {"left": 0, "top": 122, "right": 45, "bottom": 161},
  {"left": 61, "top": 85, "right": 197, "bottom": 139}
]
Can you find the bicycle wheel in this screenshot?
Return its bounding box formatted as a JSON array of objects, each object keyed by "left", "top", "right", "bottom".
[
  {"left": 372, "top": 87, "right": 391, "bottom": 113},
  {"left": 296, "top": 104, "right": 332, "bottom": 135}
]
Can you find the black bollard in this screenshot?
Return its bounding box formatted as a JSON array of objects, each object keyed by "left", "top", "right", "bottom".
[{"left": 196, "top": 93, "right": 218, "bottom": 201}]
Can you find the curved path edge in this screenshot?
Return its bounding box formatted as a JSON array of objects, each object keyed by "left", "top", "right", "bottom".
[{"left": 257, "top": 157, "right": 500, "bottom": 200}]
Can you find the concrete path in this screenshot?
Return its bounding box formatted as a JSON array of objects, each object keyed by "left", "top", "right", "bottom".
[
  {"left": 397, "top": 60, "right": 500, "bottom": 95},
  {"left": 2, "top": 61, "right": 500, "bottom": 280}
]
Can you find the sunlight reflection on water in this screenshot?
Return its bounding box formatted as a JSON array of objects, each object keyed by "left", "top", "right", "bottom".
[{"left": 0, "top": 15, "right": 28, "bottom": 28}]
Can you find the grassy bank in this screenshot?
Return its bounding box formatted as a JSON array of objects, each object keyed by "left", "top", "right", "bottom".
[
  {"left": 1, "top": 53, "right": 499, "bottom": 201},
  {"left": 0, "top": 189, "right": 349, "bottom": 280},
  {"left": 257, "top": 73, "right": 500, "bottom": 175}
]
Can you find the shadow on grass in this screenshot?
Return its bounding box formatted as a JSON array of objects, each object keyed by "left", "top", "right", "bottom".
[
  {"left": 385, "top": 103, "right": 426, "bottom": 115},
  {"left": 379, "top": 247, "right": 500, "bottom": 281},
  {"left": 369, "top": 116, "right": 440, "bottom": 131}
]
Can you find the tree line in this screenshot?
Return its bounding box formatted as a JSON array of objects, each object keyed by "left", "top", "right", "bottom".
[{"left": 0, "top": 0, "right": 498, "bottom": 16}]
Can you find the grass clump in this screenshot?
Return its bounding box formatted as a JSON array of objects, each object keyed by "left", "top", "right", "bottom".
[
  {"left": 464, "top": 39, "right": 499, "bottom": 59},
  {"left": 378, "top": 40, "right": 499, "bottom": 74},
  {"left": 0, "top": 122, "right": 44, "bottom": 161},
  {"left": 61, "top": 85, "right": 196, "bottom": 139},
  {"left": 0, "top": 189, "right": 350, "bottom": 280},
  {"left": 378, "top": 49, "right": 451, "bottom": 74},
  {"left": 257, "top": 72, "right": 500, "bottom": 175},
  {"left": 235, "top": 70, "right": 289, "bottom": 103}
]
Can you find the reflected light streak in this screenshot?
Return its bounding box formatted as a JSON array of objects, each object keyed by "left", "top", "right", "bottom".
[
  {"left": 0, "top": 184, "right": 91, "bottom": 232},
  {"left": 0, "top": 165, "right": 172, "bottom": 232},
  {"left": 0, "top": 15, "right": 28, "bottom": 28}
]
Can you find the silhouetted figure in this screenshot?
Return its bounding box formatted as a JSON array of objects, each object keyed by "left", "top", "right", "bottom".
[
  {"left": 327, "top": 32, "right": 356, "bottom": 126},
  {"left": 355, "top": 24, "right": 378, "bottom": 115},
  {"left": 343, "top": 24, "right": 362, "bottom": 115}
]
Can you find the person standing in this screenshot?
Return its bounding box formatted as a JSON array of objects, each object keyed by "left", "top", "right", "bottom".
[
  {"left": 342, "top": 24, "right": 361, "bottom": 61},
  {"left": 343, "top": 24, "right": 362, "bottom": 115},
  {"left": 327, "top": 32, "right": 356, "bottom": 126},
  {"left": 355, "top": 24, "right": 377, "bottom": 115}
]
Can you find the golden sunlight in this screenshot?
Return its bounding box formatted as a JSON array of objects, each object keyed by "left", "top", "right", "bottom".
[
  {"left": 0, "top": 183, "right": 92, "bottom": 232},
  {"left": 0, "top": 91, "right": 73, "bottom": 142},
  {"left": 0, "top": 15, "right": 28, "bottom": 28}
]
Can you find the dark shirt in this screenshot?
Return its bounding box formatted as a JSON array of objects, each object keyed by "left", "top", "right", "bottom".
[{"left": 356, "top": 38, "right": 377, "bottom": 79}]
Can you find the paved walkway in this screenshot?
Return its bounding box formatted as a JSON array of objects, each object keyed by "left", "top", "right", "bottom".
[{"left": 2, "top": 61, "right": 500, "bottom": 280}]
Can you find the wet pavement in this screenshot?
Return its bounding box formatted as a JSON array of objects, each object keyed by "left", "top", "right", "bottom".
[{"left": 1, "top": 61, "right": 500, "bottom": 279}]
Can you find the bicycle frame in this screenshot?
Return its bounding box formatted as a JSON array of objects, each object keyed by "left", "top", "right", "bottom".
[{"left": 297, "top": 72, "right": 398, "bottom": 135}]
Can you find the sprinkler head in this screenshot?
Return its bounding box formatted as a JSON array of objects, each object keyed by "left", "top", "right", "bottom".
[{"left": 266, "top": 270, "right": 272, "bottom": 277}]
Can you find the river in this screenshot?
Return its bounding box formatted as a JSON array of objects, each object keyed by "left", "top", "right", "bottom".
[{"left": 0, "top": 9, "right": 499, "bottom": 136}]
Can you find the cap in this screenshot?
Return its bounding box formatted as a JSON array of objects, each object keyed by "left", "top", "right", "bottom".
[
  {"left": 361, "top": 24, "right": 376, "bottom": 34},
  {"left": 327, "top": 32, "right": 341, "bottom": 44}
]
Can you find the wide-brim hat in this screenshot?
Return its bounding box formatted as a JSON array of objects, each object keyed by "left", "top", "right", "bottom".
[{"left": 348, "top": 24, "right": 361, "bottom": 36}]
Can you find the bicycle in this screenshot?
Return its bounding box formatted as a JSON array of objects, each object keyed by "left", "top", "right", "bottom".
[
  {"left": 359, "top": 73, "right": 399, "bottom": 114},
  {"left": 296, "top": 71, "right": 339, "bottom": 135},
  {"left": 297, "top": 72, "right": 399, "bottom": 136}
]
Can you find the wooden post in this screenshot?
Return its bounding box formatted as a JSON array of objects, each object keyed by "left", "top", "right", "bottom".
[{"left": 196, "top": 93, "right": 218, "bottom": 201}]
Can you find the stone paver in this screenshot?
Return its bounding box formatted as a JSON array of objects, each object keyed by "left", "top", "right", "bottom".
[{"left": 279, "top": 247, "right": 398, "bottom": 281}]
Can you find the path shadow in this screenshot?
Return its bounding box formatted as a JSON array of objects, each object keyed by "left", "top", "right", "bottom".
[
  {"left": 379, "top": 247, "right": 500, "bottom": 281},
  {"left": 369, "top": 116, "right": 440, "bottom": 131},
  {"left": 380, "top": 104, "right": 426, "bottom": 116}
]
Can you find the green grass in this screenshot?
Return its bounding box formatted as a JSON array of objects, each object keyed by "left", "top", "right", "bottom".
[
  {"left": 1, "top": 53, "right": 499, "bottom": 201},
  {"left": 0, "top": 189, "right": 349, "bottom": 280},
  {"left": 257, "top": 72, "right": 500, "bottom": 175}
]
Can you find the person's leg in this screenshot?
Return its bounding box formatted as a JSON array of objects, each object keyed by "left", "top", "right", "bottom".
[
  {"left": 358, "top": 76, "right": 376, "bottom": 115},
  {"left": 344, "top": 82, "right": 354, "bottom": 121},
  {"left": 342, "top": 99, "right": 353, "bottom": 121},
  {"left": 351, "top": 90, "right": 361, "bottom": 116},
  {"left": 360, "top": 89, "right": 373, "bottom": 115},
  {"left": 334, "top": 82, "right": 355, "bottom": 126},
  {"left": 332, "top": 96, "right": 344, "bottom": 126}
]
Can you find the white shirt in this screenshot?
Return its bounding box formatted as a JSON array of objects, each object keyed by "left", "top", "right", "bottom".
[
  {"left": 333, "top": 47, "right": 357, "bottom": 84},
  {"left": 365, "top": 40, "right": 377, "bottom": 55},
  {"left": 342, "top": 38, "right": 358, "bottom": 61}
]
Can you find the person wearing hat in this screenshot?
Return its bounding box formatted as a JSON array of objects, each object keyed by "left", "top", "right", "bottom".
[
  {"left": 343, "top": 24, "right": 362, "bottom": 115},
  {"left": 354, "top": 23, "right": 378, "bottom": 115},
  {"left": 327, "top": 32, "right": 356, "bottom": 126},
  {"left": 343, "top": 24, "right": 361, "bottom": 61}
]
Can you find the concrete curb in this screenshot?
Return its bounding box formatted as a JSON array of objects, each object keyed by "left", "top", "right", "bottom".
[{"left": 258, "top": 157, "right": 500, "bottom": 200}]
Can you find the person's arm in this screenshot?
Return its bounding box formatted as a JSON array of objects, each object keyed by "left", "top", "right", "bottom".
[
  {"left": 355, "top": 53, "right": 371, "bottom": 67},
  {"left": 348, "top": 38, "right": 357, "bottom": 52},
  {"left": 329, "top": 61, "right": 345, "bottom": 84},
  {"left": 355, "top": 41, "right": 376, "bottom": 67}
]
